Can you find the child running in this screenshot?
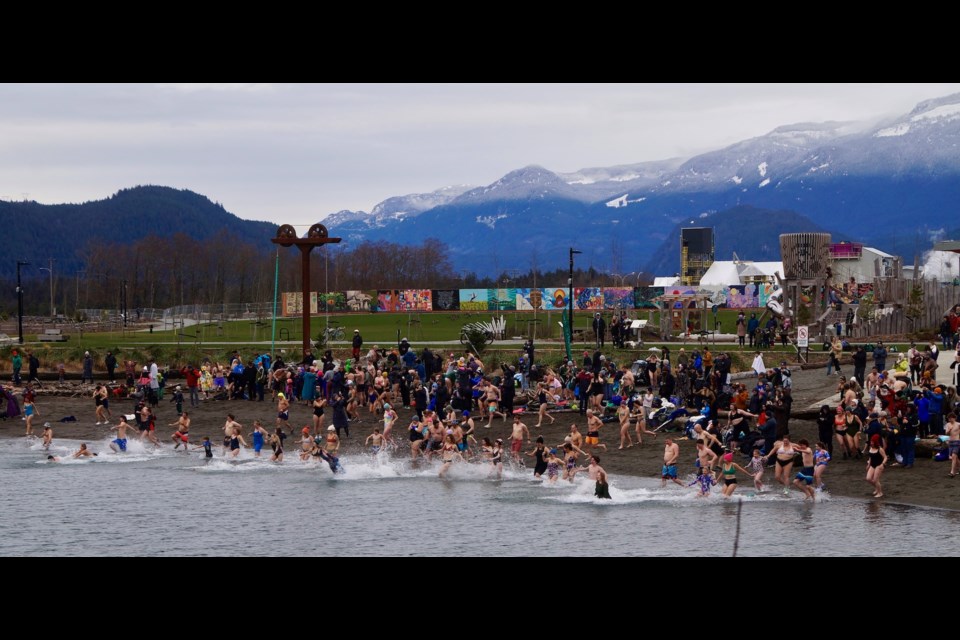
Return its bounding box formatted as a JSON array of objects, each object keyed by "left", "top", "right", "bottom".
[
  {"left": 688, "top": 469, "right": 716, "bottom": 497},
  {"left": 814, "top": 442, "right": 831, "bottom": 490},
  {"left": 746, "top": 448, "right": 766, "bottom": 491},
  {"left": 109, "top": 416, "right": 134, "bottom": 453}
]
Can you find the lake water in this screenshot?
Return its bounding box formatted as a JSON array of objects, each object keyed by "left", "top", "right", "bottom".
[{"left": 0, "top": 436, "right": 954, "bottom": 557}]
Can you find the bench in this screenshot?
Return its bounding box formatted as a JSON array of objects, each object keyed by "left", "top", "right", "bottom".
[{"left": 37, "top": 328, "right": 69, "bottom": 342}]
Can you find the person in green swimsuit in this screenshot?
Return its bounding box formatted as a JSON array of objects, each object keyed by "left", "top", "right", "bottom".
[{"left": 719, "top": 452, "right": 752, "bottom": 497}]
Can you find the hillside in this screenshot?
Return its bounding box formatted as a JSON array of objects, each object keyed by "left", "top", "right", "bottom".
[{"left": 0, "top": 186, "right": 275, "bottom": 277}]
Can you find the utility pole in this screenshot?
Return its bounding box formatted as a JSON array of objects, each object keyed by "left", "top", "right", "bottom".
[
  {"left": 566, "top": 247, "right": 582, "bottom": 362},
  {"left": 38, "top": 258, "right": 55, "bottom": 319},
  {"left": 16, "top": 260, "right": 29, "bottom": 344}
]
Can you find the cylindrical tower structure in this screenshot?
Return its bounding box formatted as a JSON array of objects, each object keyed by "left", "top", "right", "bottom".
[{"left": 780, "top": 233, "right": 831, "bottom": 280}]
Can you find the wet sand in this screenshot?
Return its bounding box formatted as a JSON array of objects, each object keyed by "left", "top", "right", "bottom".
[{"left": 3, "top": 365, "right": 958, "bottom": 511}]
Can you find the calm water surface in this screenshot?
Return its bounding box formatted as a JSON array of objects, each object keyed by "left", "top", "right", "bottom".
[{"left": 0, "top": 437, "right": 954, "bottom": 556}]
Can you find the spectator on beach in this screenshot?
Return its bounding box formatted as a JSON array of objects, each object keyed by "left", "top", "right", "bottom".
[{"left": 873, "top": 341, "right": 888, "bottom": 374}]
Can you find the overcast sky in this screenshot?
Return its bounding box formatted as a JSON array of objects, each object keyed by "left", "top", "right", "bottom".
[{"left": 1, "top": 83, "right": 957, "bottom": 227}]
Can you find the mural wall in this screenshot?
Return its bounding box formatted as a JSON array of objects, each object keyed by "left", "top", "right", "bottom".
[{"left": 281, "top": 285, "right": 789, "bottom": 315}]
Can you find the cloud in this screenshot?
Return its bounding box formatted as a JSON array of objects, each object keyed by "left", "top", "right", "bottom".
[{"left": 156, "top": 83, "right": 274, "bottom": 92}]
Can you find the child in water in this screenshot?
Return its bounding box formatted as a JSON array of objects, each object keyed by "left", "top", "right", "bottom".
[
  {"left": 746, "top": 448, "right": 766, "bottom": 491},
  {"left": 688, "top": 469, "right": 716, "bottom": 497}
]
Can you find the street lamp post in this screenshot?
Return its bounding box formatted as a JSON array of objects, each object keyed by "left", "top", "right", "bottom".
[
  {"left": 566, "top": 248, "right": 582, "bottom": 362},
  {"left": 16, "top": 260, "right": 29, "bottom": 344},
  {"left": 38, "top": 259, "right": 55, "bottom": 319}
]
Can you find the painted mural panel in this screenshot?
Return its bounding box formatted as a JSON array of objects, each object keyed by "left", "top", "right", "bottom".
[
  {"left": 377, "top": 290, "right": 400, "bottom": 312},
  {"left": 603, "top": 287, "right": 634, "bottom": 310},
  {"left": 459, "top": 289, "right": 488, "bottom": 311},
  {"left": 345, "top": 290, "right": 375, "bottom": 312},
  {"left": 397, "top": 289, "right": 432, "bottom": 311},
  {"left": 487, "top": 288, "right": 517, "bottom": 311},
  {"left": 634, "top": 287, "right": 664, "bottom": 309},
  {"left": 431, "top": 290, "right": 460, "bottom": 311},
  {"left": 282, "top": 292, "right": 318, "bottom": 316},
  {"left": 575, "top": 287, "right": 604, "bottom": 310},
  {"left": 317, "top": 292, "right": 347, "bottom": 312}
]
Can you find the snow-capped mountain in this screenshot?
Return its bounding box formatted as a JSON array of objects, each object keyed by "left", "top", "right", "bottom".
[
  {"left": 322, "top": 184, "right": 474, "bottom": 232},
  {"left": 325, "top": 93, "right": 960, "bottom": 275}
]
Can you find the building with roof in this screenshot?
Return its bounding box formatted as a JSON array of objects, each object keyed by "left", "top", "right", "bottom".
[
  {"left": 698, "top": 260, "right": 783, "bottom": 290},
  {"left": 828, "top": 242, "right": 897, "bottom": 283}
]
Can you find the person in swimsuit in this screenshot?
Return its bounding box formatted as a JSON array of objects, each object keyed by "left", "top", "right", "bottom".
[
  {"left": 534, "top": 383, "right": 555, "bottom": 428},
  {"left": 688, "top": 469, "right": 716, "bottom": 497},
  {"left": 791, "top": 439, "right": 817, "bottom": 500},
  {"left": 23, "top": 398, "right": 38, "bottom": 436},
  {"left": 409, "top": 416, "right": 426, "bottom": 461},
  {"left": 382, "top": 403, "right": 397, "bottom": 447},
  {"left": 544, "top": 449, "right": 562, "bottom": 484},
  {"left": 865, "top": 433, "right": 887, "bottom": 498},
  {"left": 583, "top": 410, "right": 607, "bottom": 453},
  {"left": 269, "top": 428, "right": 286, "bottom": 462},
  {"left": 299, "top": 428, "right": 315, "bottom": 461},
  {"left": 526, "top": 436, "right": 549, "bottom": 479},
  {"left": 509, "top": 415, "right": 530, "bottom": 462},
  {"left": 946, "top": 413, "right": 960, "bottom": 477},
  {"left": 632, "top": 400, "right": 658, "bottom": 446},
  {"left": 812, "top": 441, "right": 831, "bottom": 490},
  {"left": 561, "top": 442, "right": 583, "bottom": 482},
  {"left": 312, "top": 396, "right": 327, "bottom": 435},
  {"left": 192, "top": 436, "right": 214, "bottom": 460},
  {"left": 765, "top": 436, "right": 797, "bottom": 493},
  {"left": 617, "top": 402, "right": 634, "bottom": 450},
  {"left": 365, "top": 427, "right": 384, "bottom": 454},
  {"left": 228, "top": 427, "right": 248, "bottom": 458},
  {"left": 594, "top": 466, "right": 612, "bottom": 500},
  {"left": 277, "top": 393, "right": 290, "bottom": 432},
  {"left": 719, "top": 452, "right": 751, "bottom": 497},
  {"left": 71, "top": 443, "right": 97, "bottom": 459},
  {"left": 832, "top": 406, "right": 851, "bottom": 459},
  {"left": 661, "top": 438, "right": 684, "bottom": 487},
  {"left": 94, "top": 385, "right": 110, "bottom": 425},
  {"left": 40, "top": 423, "right": 53, "bottom": 450},
  {"left": 490, "top": 439, "right": 504, "bottom": 479},
  {"left": 482, "top": 380, "right": 506, "bottom": 428},
  {"left": 251, "top": 420, "right": 268, "bottom": 458},
  {"left": 169, "top": 412, "right": 191, "bottom": 451},
  {"left": 744, "top": 447, "right": 766, "bottom": 491},
  {"left": 844, "top": 408, "right": 864, "bottom": 459},
  {"left": 438, "top": 434, "right": 464, "bottom": 478}
]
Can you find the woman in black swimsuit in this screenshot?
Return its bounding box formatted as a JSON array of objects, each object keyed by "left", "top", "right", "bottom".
[
  {"left": 270, "top": 427, "right": 285, "bottom": 462},
  {"left": 526, "top": 436, "right": 548, "bottom": 479},
  {"left": 865, "top": 433, "right": 887, "bottom": 498},
  {"left": 312, "top": 396, "right": 327, "bottom": 435}
]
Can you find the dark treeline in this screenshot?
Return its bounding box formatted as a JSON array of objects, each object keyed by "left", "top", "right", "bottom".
[{"left": 0, "top": 234, "right": 652, "bottom": 317}]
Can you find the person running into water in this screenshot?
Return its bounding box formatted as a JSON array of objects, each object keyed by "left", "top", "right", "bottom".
[
  {"left": 534, "top": 382, "right": 555, "bottom": 428},
  {"left": 72, "top": 443, "right": 97, "bottom": 459},
  {"left": 865, "top": 434, "right": 887, "bottom": 498},
  {"left": 365, "top": 427, "right": 384, "bottom": 454},
  {"left": 719, "top": 452, "right": 751, "bottom": 497},
  {"left": 695, "top": 439, "right": 718, "bottom": 475},
  {"left": 24, "top": 397, "right": 38, "bottom": 436},
  {"left": 688, "top": 468, "right": 716, "bottom": 497},
  {"left": 544, "top": 449, "right": 563, "bottom": 484},
  {"left": 192, "top": 436, "right": 214, "bottom": 460},
  {"left": 170, "top": 412, "right": 191, "bottom": 451},
  {"left": 276, "top": 393, "right": 290, "bottom": 433},
  {"left": 228, "top": 428, "right": 248, "bottom": 458},
  {"left": 791, "top": 439, "right": 817, "bottom": 500},
  {"left": 594, "top": 467, "right": 611, "bottom": 500},
  {"left": 561, "top": 442, "right": 585, "bottom": 482},
  {"left": 141, "top": 406, "right": 160, "bottom": 446},
  {"left": 583, "top": 410, "right": 607, "bottom": 453},
  {"left": 37, "top": 423, "right": 52, "bottom": 452},
  {"left": 661, "top": 438, "right": 684, "bottom": 487},
  {"left": 526, "top": 436, "right": 549, "bottom": 479},
  {"left": 94, "top": 384, "right": 111, "bottom": 425},
  {"left": 509, "top": 415, "right": 530, "bottom": 462},
  {"left": 312, "top": 395, "right": 327, "bottom": 435},
  {"left": 223, "top": 414, "right": 243, "bottom": 455},
  {"left": 382, "top": 403, "right": 398, "bottom": 447},
  {"left": 483, "top": 380, "right": 507, "bottom": 428},
  {"left": 299, "top": 427, "right": 315, "bottom": 461},
  {"left": 438, "top": 434, "right": 463, "bottom": 478},
  {"left": 251, "top": 421, "right": 268, "bottom": 458},
  {"left": 490, "top": 439, "right": 504, "bottom": 479},
  {"left": 766, "top": 436, "right": 797, "bottom": 493},
  {"left": 813, "top": 442, "right": 830, "bottom": 490},
  {"left": 746, "top": 448, "right": 766, "bottom": 491},
  {"left": 269, "top": 428, "right": 286, "bottom": 462},
  {"left": 108, "top": 420, "right": 130, "bottom": 453}
]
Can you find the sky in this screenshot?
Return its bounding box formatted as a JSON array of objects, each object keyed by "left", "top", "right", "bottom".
[{"left": 1, "top": 83, "right": 957, "bottom": 227}]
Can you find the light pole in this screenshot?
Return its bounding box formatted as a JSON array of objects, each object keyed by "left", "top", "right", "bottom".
[
  {"left": 16, "top": 260, "right": 29, "bottom": 344},
  {"left": 37, "top": 258, "right": 55, "bottom": 319},
  {"left": 566, "top": 248, "right": 582, "bottom": 362}
]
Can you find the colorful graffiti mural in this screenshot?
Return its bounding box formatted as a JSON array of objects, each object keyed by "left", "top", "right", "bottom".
[
  {"left": 634, "top": 287, "right": 664, "bottom": 309},
  {"left": 282, "top": 292, "right": 318, "bottom": 316},
  {"left": 396, "top": 289, "right": 432, "bottom": 311},
  {"left": 459, "top": 289, "right": 488, "bottom": 311},
  {"left": 575, "top": 287, "right": 603, "bottom": 310},
  {"left": 318, "top": 292, "right": 347, "bottom": 312},
  {"left": 377, "top": 290, "right": 400, "bottom": 312},
  {"left": 603, "top": 288, "right": 634, "bottom": 310}
]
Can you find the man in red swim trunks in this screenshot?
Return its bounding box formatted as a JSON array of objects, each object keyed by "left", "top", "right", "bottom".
[{"left": 509, "top": 415, "right": 530, "bottom": 462}]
